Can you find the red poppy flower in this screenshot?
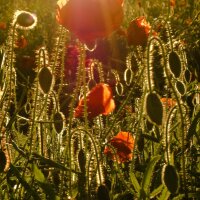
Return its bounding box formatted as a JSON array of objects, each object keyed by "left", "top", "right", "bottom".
[
  {"left": 0, "top": 22, "right": 6, "bottom": 30},
  {"left": 170, "top": 0, "right": 176, "bottom": 7},
  {"left": 104, "top": 132, "right": 134, "bottom": 163},
  {"left": 56, "top": 0, "right": 124, "bottom": 43},
  {"left": 74, "top": 83, "right": 115, "bottom": 119},
  {"left": 127, "top": 16, "right": 151, "bottom": 46}
]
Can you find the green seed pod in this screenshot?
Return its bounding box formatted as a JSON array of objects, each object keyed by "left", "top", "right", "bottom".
[
  {"left": 14, "top": 10, "right": 37, "bottom": 30},
  {"left": 175, "top": 80, "right": 186, "bottom": 96},
  {"left": 97, "top": 185, "right": 110, "bottom": 200},
  {"left": 16, "top": 12, "right": 35, "bottom": 27},
  {"left": 38, "top": 66, "right": 53, "bottom": 94},
  {"left": 162, "top": 164, "right": 179, "bottom": 194},
  {"left": 145, "top": 92, "right": 163, "bottom": 126},
  {"left": 53, "top": 112, "right": 64, "bottom": 134},
  {"left": 169, "top": 51, "right": 181, "bottom": 78},
  {"left": 184, "top": 69, "right": 191, "bottom": 83}
]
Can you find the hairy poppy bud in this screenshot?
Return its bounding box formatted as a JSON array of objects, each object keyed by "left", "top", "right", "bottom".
[{"left": 13, "top": 10, "right": 37, "bottom": 30}]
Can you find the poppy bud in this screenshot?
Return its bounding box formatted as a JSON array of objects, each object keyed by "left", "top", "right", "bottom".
[{"left": 13, "top": 10, "right": 37, "bottom": 30}]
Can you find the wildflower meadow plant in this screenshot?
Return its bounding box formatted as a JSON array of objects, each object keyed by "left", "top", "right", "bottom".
[{"left": 0, "top": 0, "right": 199, "bottom": 200}]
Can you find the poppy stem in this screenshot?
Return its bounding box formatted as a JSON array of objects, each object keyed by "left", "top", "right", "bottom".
[
  {"left": 103, "top": 60, "right": 146, "bottom": 141},
  {"left": 154, "top": 36, "right": 187, "bottom": 196}
]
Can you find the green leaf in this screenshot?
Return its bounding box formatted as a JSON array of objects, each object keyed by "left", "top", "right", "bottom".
[
  {"left": 141, "top": 156, "right": 161, "bottom": 194},
  {"left": 172, "top": 194, "right": 185, "bottom": 200},
  {"left": 10, "top": 164, "right": 41, "bottom": 199},
  {"left": 150, "top": 184, "right": 164, "bottom": 199},
  {"left": 33, "top": 163, "right": 45, "bottom": 183},
  {"left": 186, "top": 110, "right": 200, "bottom": 141},
  {"left": 141, "top": 133, "right": 159, "bottom": 143},
  {"left": 32, "top": 153, "right": 80, "bottom": 174},
  {"left": 38, "top": 182, "right": 60, "bottom": 200},
  {"left": 158, "top": 187, "right": 170, "bottom": 200},
  {"left": 129, "top": 171, "right": 141, "bottom": 193}
]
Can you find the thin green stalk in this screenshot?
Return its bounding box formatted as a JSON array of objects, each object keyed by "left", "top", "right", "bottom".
[
  {"left": 103, "top": 63, "right": 146, "bottom": 141},
  {"left": 151, "top": 36, "right": 187, "bottom": 195}
]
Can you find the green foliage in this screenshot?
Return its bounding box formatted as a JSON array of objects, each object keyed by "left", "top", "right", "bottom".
[{"left": 0, "top": 0, "right": 199, "bottom": 199}]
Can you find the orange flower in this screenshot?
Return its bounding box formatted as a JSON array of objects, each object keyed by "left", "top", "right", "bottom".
[
  {"left": 56, "top": 0, "right": 124, "bottom": 44},
  {"left": 127, "top": 16, "right": 151, "bottom": 46},
  {"left": 170, "top": 0, "right": 176, "bottom": 7},
  {"left": 74, "top": 83, "right": 115, "bottom": 119},
  {"left": 104, "top": 132, "right": 134, "bottom": 163},
  {"left": 160, "top": 98, "right": 176, "bottom": 109},
  {"left": 0, "top": 22, "right": 6, "bottom": 30}
]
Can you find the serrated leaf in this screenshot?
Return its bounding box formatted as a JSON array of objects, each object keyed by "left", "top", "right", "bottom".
[
  {"left": 10, "top": 164, "right": 41, "bottom": 199},
  {"left": 129, "top": 171, "right": 141, "bottom": 193},
  {"left": 145, "top": 92, "right": 163, "bottom": 125},
  {"left": 175, "top": 80, "right": 186, "bottom": 96},
  {"left": 33, "top": 163, "right": 45, "bottom": 183},
  {"left": 32, "top": 153, "right": 79, "bottom": 174},
  {"left": 169, "top": 51, "right": 181, "bottom": 78},
  {"left": 141, "top": 156, "right": 161, "bottom": 194},
  {"left": 53, "top": 112, "right": 64, "bottom": 134},
  {"left": 38, "top": 182, "right": 60, "bottom": 200},
  {"left": 162, "top": 164, "right": 179, "bottom": 194},
  {"left": 38, "top": 66, "right": 53, "bottom": 94}
]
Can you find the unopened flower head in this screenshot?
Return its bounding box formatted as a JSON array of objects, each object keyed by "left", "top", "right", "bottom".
[{"left": 13, "top": 10, "right": 37, "bottom": 30}]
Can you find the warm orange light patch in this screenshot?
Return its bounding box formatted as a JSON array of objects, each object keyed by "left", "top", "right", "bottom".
[
  {"left": 104, "top": 132, "right": 134, "bottom": 163},
  {"left": 56, "top": 0, "right": 124, "bottom": 44},
  {"left": 74, "top": 83, "right": 115, "bottom": 119},
  {"left": 160, "top": 97, "right": 176, "bottom": 109},
  {"left": 0, "top": 22, "right": 6, "bottom": 30},
  {"left": 127, "top": 16, "right": 151, "bottom": 46}
]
